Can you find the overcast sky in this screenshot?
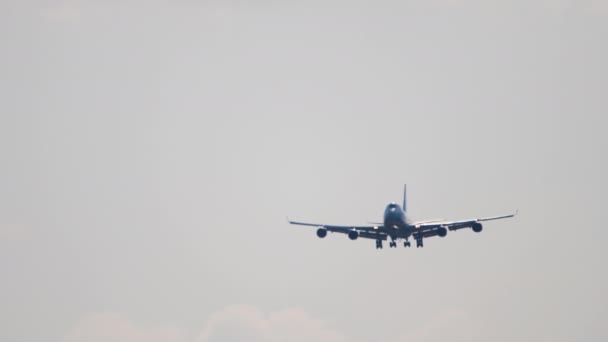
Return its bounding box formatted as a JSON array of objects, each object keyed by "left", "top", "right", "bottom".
[{"left": 1, "top": 1, "right": 607, "bottom": 341}]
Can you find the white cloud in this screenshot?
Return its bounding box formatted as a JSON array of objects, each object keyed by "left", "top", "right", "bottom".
[
  {"left": 65, "top": 306, "right": 347, "bottom": 342},
  {"left": 65, "top": 305, "right": 489, "bottom": 342},
  {"left": 39, "top": 0, "right": 83, "bottom": 22},
  {"left": 392, "top": 308, "right": 477, "bottom": 342},
  {"left": 0, "top": 223, "right": 31, "bottom": 242},
  {"left": 196, "top": 305, "right": 348, "bottom": 342},
  {"left": 65, "top": 312, "right": 186, "bottom": 342},
  {"left": 584, "top": 0, "right": 608, "bottom": 15}
]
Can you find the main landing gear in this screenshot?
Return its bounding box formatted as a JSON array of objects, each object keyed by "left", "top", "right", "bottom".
[
  {"left": 375, "top": 239, "right": 383, "bottom": 249},
  {"left": 376, "top": 239, "right": 420, "bottom": 249}
]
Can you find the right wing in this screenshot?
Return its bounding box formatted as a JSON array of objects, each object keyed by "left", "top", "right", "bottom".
[
  {"left": 287, "top": 219, "right": 388, "bottom": 240},
  {"left": 414, "top": 210, "right": 518, "bottom": 232}
]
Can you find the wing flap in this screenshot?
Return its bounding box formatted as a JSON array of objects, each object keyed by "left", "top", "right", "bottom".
[
  {"left": 287, "top": 218, "right": 382, "bottom": 233},
  {"left": 358, "top": 231, "right": 388, "bottom": 240}
]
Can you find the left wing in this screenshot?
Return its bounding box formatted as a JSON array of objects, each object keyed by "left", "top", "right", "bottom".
[{"left": 287, "top": 219, "right": 387, "bottom": 240}]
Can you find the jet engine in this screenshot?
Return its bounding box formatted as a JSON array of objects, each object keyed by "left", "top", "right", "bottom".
[
  {"left": 348, "top": 230, "right": 359, "bottom": 240},
  {"left": 437, "top": 227, "right": 448, "bottom": 237},
  {"left": 316, "top": 228, "right": 328, "bottom": 238},
  {"left": 472, "top": 223, "right": 483, "bottom": 233}
]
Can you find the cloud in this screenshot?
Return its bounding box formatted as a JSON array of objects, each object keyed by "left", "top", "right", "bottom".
[
  {"left": 65, "top": 312, "right": 186, "bottom": 342},
  {"left": 39, "top": 0, "right": 83, "bottom": 22},
  {"left": 0, "top": 223, "right": 31, "bottom": 242},
  {"left": 583, "top": 0, "right": 608, "bottom": 15},
  {"left": 196, "top": 305, "right": 347, "bottom": 342},
  {"left": 392, "top": 308, "right": 478, "bottom": 342},
  {"left": 65, "top": 306, "right": 485, "bottom": 342},
  {"left": 65, "top": 306, "right": 347, "bottom": 342}
]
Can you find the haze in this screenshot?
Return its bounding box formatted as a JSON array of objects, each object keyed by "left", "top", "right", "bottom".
[{"left": 1, "top": 1, "right": 606, "bottom": 341}]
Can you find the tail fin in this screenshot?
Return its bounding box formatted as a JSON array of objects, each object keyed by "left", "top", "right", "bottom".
[{"left": 403, "top": 184, "right": 407, "bottom": 213}]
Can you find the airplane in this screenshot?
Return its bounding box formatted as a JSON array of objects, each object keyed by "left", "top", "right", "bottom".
[{"left": 287, "top": 185, "right": 517, "bottom": 249}]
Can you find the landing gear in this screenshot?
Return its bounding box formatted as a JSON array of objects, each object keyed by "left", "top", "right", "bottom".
[
  {"left": 389, "top": 241, "right": 397, "bottom": 248},
  {"left": 416, "top": 239, "right": 424, "bottom": 248},
  {"left": 404, "top": 241, "right": 411, "bottom": 248},
  {"left": 375, "top": 239, "right": 383, "bottom": 249}
]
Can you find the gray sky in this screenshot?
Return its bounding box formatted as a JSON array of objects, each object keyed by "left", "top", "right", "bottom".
[{"left": 1, "top": 1, "right": 607, "bottom": 341}]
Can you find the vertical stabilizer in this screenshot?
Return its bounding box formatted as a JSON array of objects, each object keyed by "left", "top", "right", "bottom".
[{"left": 403, "top": 184, "right": 407, "bottom": 213}]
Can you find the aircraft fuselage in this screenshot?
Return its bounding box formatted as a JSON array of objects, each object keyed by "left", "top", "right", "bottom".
[{"left": 383, "top": 202, "right": 412, "bottom": 239}]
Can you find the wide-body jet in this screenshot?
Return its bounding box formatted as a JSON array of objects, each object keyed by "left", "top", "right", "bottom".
[{"left": 288, "top": 185, "right": 516, "bottom": 249}]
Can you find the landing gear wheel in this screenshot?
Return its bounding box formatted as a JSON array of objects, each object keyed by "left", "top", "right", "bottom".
[
  {"left": 416, "top": 239, "right": 424, "bottom": 248},
  {"left": 389, "top": 241, "right": 397, "bottom": 248},
  {"left": 404, "top": 241, "right": 411, "bottom": 248},
  {"left": 376, "top": 240, "right": 383, "bottom": 249}
]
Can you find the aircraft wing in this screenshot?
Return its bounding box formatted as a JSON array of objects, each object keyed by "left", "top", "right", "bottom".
[
  {"left": 414, "top": 210, "right": 518, "bottom": 232},
  {"left": 287, "top": 219, "right": 388, "bottom": 240}
]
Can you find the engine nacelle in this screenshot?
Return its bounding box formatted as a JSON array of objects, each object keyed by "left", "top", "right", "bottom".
[
  {"left": 472, "top": 223, "right": 483, "bottom": 233},
  {"left": 348, "top": 230, "right": 359, "bottom": 240},
  {"left": 437, "top": 227, "right": 448, "bottom": 237},
  {"left": 316, "top": 228, "right": 327, "bottom": 238}
]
